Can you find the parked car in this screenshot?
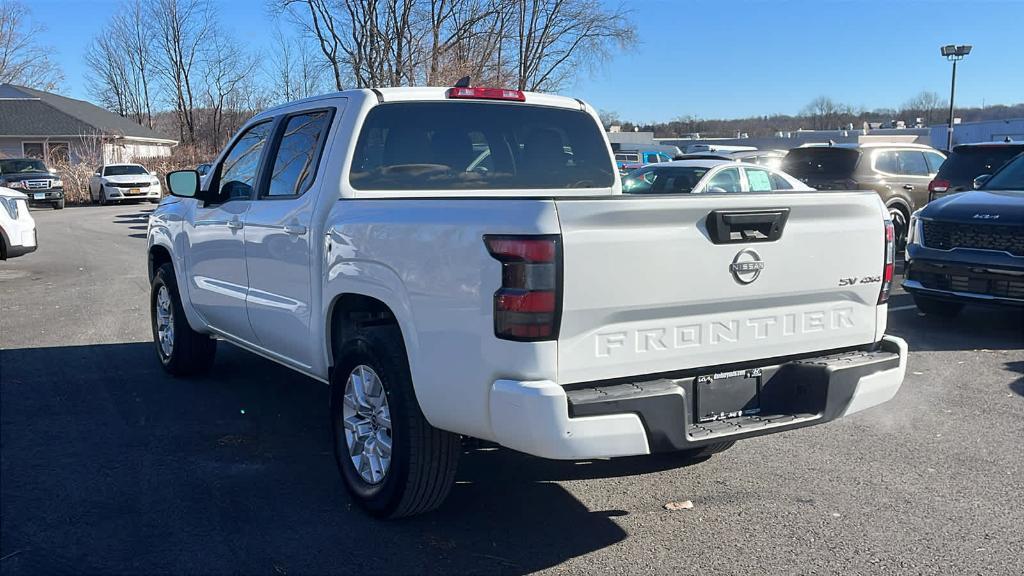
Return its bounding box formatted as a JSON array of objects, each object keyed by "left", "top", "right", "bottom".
[
  {"left": 781, "top": 143, "right": 946, "bottom": 247},
  {"left": 614, "top": 149, "right": 673, "bottom": 174},
  {"left": 148, "top": 85, "right": 906, "bottom": 518},
  {"left": 0, "top": 186, "right": 37, "bottom": 259},
  {"left": 928, "top": 141, "right": 1024, "bottom": 202},
  {"left": 0, "top": 158, "right": 65, "bottom": 209},
  {"left": 903, "top": 151, "right": 1024, "bottom": 315},
  {"left": 622, "top": 159, "right": 812, "bottom": 194},
  {"left": 675, "top": 150, "right": 787, "bottom": 169},
  {"left": 89, "top": 163, "right": 163, "bottom": 205}
]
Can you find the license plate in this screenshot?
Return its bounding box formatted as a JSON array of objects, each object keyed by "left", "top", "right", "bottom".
[
  {"left": 695, "top": 368, "right": 762, "bottom": 422},
  {"left": 130, "top": 188, "right": 141, "bottom": 195},
  {"left": 33, "top": 192, "right": 45, "bottom": 200}
]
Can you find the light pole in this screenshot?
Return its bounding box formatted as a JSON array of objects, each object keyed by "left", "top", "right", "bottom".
[{"left": 941, "top": 44, "right": 972, "bottom": 151}]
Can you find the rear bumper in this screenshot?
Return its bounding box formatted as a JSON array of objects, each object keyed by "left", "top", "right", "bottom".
[{"left": 488, "top": 336, "right": 907, "bottom": 460}]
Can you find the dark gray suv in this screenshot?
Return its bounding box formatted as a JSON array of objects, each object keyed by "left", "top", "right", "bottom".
[{"left": 782, "top": 143, "right": 946, "bottom": 246}]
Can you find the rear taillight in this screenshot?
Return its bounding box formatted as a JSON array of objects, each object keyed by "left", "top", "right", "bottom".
[
  {"left": 928, "top": 179, "right": 950, "bottom": 194},
  {"left": 447, "top": 87, "right": 526, "bottom": 101},
  {"left": 879, "top": 219, "right": 895, "bottom": 304},
  {"left": 485, "top": 235, "right": 561, "bottom": 341}
]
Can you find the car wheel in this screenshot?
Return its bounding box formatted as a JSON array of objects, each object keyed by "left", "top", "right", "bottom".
[
  {"left": 151, "top": 263, "right": 217, "bottom": 376},
  {"left": 99, "top": 189, "right": 108, "bottom": 206},
  {"left": 331, "top": 325, "right": 460, "bottom": 518},
  {"left": 913, "top": 295, "right": 963, "bottom": 318},
  {"left": 888, "top": 205, "right": 909, "bottom": 250},
  {"left": 53, "top": 199, "right": 65, "bottom": 210}
]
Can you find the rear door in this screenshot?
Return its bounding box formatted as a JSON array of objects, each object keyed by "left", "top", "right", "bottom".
[
  {"left": 554, "top": 192, "right": 885, "bottom": 384},
  {"left": 894, "top": 150, "right": 933, "bottom": 211}
]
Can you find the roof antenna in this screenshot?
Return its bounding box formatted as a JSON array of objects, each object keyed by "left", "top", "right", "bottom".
[{"left": 454, "top": 76, "right": 471, "bottom": 88}]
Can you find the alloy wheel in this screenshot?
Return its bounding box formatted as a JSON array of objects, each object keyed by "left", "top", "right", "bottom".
[
  {"left": 155, "top": 285, "right": 174, "bottom": 358},
  {"left": 342, "top": 365, "right": 393, "bottom": 484}
]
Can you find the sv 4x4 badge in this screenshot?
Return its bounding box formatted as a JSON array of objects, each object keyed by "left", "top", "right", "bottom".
[{"left": 838, "top": 276, "right": 881, "bottom": 286}]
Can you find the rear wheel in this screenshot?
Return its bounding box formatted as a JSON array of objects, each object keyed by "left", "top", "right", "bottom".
[
  {"left": 913, "top": 295, "right": 963, "bottom": 317},
  {"left": 331, "top": 326, "right": 460, "bottom": 518},
  {"left": 888, "top": 205, "right": 909, "bottom": 250},
  {"left": 151, "top": 263, "right": 217, "bottom": 376}
]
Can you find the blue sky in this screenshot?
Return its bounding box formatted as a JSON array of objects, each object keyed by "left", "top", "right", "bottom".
[{"left": 26, "top": 0, "right": 1024, "bottom": 123}]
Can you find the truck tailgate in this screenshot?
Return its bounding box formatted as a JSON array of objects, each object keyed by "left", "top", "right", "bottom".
[{"left": 554, "top": 192, "right": 887, "bottom": 384}]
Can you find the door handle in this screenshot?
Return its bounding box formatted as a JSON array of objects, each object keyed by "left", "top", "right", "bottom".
[
  {"left": 226, "top": 218, "right": 244, "bottom": 230},
  {"left": 283, "top": 224, "right": 307, "bottom": 235},
  {"left": 902, "top": 184, "right": 915, "bottom": 191}
]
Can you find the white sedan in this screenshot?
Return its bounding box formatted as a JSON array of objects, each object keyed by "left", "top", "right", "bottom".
[
  {"left": 622, "top": 159, "right": 813, "bottom": 194},
  {"left": 89, "top": 164, "right": 162, "bottom": 205}
]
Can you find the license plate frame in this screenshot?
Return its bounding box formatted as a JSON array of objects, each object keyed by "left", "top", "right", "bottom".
[
  {"left": 33, "top": 192, "right": 45, "bottom": 200},
  {"left": 129, "top": 188, "right": 141, "bottom": 195},
  {"left": 695, "top": 368, "right": 762, "bottom": 423}
]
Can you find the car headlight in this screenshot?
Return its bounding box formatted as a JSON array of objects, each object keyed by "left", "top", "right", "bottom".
[
  {"left": 0, "top": 196, "right": 19, "bottom": 219},
  {"left": 7, "top": 181, "right": 27, "bottom": 189},
  {"left": 52, "top": 179, "right": 63, "bottom": 188}
]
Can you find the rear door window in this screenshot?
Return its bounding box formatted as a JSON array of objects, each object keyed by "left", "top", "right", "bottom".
[
  {"left": 898, "top": 151, "right": 930, "bottom": 176},
  {"left": 264, "top": 110, "right": 333, "bottom": 197},
  {"left": 743, "top": 168, "right": 774, "bottom": 192},
  {"left": 350, "top": 102, "right": 614, "bottom": 190},
  {"left": 704, "top": 167, "right": 742, "bottom": 192}
]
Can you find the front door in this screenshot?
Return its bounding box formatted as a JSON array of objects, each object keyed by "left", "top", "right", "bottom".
[
  {"left": 243, "top": 108, "right": 336, "bottom": 368},
  {"left": 186, "top": 121, "right": 273, "bottom": 342}
]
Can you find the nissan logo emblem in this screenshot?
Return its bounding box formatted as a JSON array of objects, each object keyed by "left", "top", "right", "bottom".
[{"left": 730, "top": 249, "right": 764, "bottom": 284}]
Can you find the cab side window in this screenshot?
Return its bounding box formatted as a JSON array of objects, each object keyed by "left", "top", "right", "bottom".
[
  {"left": 924, "top": 151, "right": 945, "bottom": 174},
  {"left": 217, "top": 121, "right": 273, "bottom": 201},
  {"left": 265, "top": 111, "right": 332, "bottom": 197},
  {"left": 875, "top": 151, "right": 899, "bottom": 174}
]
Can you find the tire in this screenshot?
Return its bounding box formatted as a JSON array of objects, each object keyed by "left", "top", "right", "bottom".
[
  {"left": 99, "top": 189, "right": 108, "bottom": 206},
  {"left": 53, "top": 199, "right": 64, "bottom": 210},
  {"left": 151, "top": 263, "right": 217, "bottom": 376},
  {"left": 679, "top": 441, "right": 735, "bottom": 461},
  {"left": 913, "top": 295, "right": 963, "bottom": 318},
  {"left": 331, "top": 326, "right": 460, "bottom": 518},
  {"left": 888, "top": 204, "right": 909, "bottom": 251},
  {"left": 149, "top": 198, "right": 161, "bottom": 204}
]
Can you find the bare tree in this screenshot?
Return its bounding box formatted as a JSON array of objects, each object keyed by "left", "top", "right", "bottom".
[
  {"left": 278, "top": 0, "right": 346, "bottom": 90},
  {"left": 85, "top": 0, "right": 156, "bottom": 128},
  {"left": 152, "top": 0, "right": 211, "bottom": 145},
  {"left": 269, "top": 25, "right": 328, "bottom": 102},
  {"left": 508, "top": 0, "right": 635, "bottom": 92},
  {"left": 901, "top": 90, "right": 947, "bottom": 125},
  {"left": 119, "top": 0, "right": 157, "bottom": 128},
  {"left": 0, "top": 0, "right": 64, "bottom": 89},
  {"left": 801, "top": 96, "right": 851, "bottom": 130},
  {"left": 203, "top": 34, "right": 259, "bottom": 149}
]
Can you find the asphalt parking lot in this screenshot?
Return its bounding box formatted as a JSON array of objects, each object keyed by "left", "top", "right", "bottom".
[{"left": 2, "top": 204, "right": 1022, "bottom": 575}]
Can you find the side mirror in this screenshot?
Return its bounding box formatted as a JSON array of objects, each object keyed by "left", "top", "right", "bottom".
[
  {"left": 48, "top": 168, "right": 57, "bottom": 174},
  {"left": 167, "top": 170, "right": 201, "bottom": 198},
  {"left": 150, "top": 171, "right": 158, "bottom": 177},
  {"left": 973, "top": 174, "right": 991, "bottom": 189},
  {"left": 93, "top": 172, "right": 101, "bottom": 177}
]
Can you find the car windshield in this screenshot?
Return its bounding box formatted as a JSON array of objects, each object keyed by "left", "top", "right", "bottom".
[
  {"left": 781, "top": 148, "right": 860, "bottom": 179},
  {"left": 937, "top": 146, "right": 1024, "bottom": 181},
  {"left": 981, "top": 153, "right": 1024, "bottom": 192},
  {"left": 105, "top": 165, "right": 149, "bottom": 176},
  {"left": 0, "top": 159, "right": 48, "bottom": 174},
  {"left": 350, "top": 102, "right": 614, "bottom": 191},
  {"left": 622, "top": 166, "right": 710, "bottom": 194}
]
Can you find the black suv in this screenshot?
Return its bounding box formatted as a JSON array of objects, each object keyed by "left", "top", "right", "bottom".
[
  {"left": 903, "top": 152, "right": 1024, "bottom": 316},
  {"left": 928, "top": 142, "right": 1024, "bottom": 202},
  {"left": 781, "top": 143, "right": 946, "bottom": 246},
  {"left": 0, "top": 158, "right": 65, "bottom": 209}
]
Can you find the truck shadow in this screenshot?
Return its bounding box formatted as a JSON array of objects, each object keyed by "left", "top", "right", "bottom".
[
  {"left": 1007, "top": 361, "right": 1024, "bottom": 398},
  {"left": 884, "top": 292, "right": 1024, "bottom": 351},
  {"left": 0, "top": 342, "right": 670, "bottom": 575}
]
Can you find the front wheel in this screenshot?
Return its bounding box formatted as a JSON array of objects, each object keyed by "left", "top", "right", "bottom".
[
  {"left": 53, "top": 199, "right": 65, "bottom": 210},
  {"left": 98, "top": 189, "right": 108, "bottom": 206},
  {"left": 331, "top": 326, "right": 460, "bottom": 518},
  {"left": 913, "top": 295, "right": 963, "bottom": 317},
  {"left": 679, "top": 441, "right": 735, "bottom": 461},
  {"left": 151, "top": 263, "right": 217, "bottom": 376}
]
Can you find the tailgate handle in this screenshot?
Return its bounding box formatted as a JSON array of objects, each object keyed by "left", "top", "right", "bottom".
[{"left": 705, "top": 209, "right": 789, "bottom": 244}]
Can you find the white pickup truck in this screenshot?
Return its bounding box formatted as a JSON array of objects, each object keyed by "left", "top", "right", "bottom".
[{"left": 148, "top": 86, "right": 908, "bottom": 518}]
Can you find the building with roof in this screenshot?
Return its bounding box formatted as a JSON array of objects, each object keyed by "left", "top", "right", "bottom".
[{"left": 0, "top": 84, "right": 177, "bottom": 165}]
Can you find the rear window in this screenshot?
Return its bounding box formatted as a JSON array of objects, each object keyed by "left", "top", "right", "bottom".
[
  {"left": 615, "top": 152, "right": 640, "bottom": 162},
  {"left": 937, "top": 146, "right": 1024, "bottom": 181},
  {"left": 781, "top": 148, "right": 860, "bottom": 179},
  {"left": 349, "top": 102, "right": 614, "bottom": 191}
]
